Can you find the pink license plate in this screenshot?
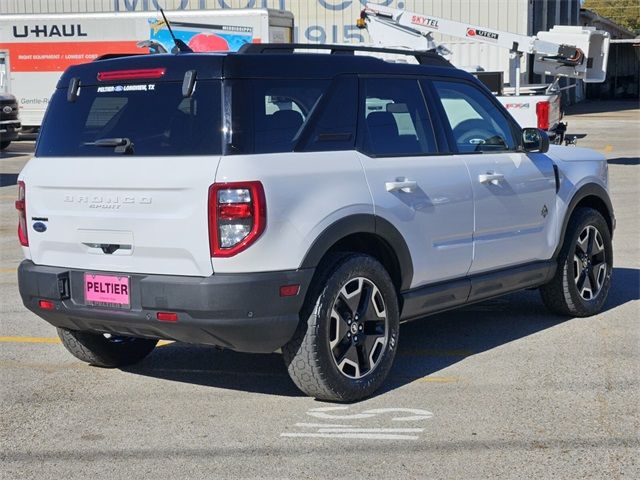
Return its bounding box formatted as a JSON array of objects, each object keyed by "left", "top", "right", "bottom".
[{"left": 84, "top": 274, "right": 130, "bottom": 309}]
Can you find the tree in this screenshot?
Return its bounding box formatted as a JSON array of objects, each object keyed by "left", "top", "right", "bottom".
[{"left": 583, "top": 0, "right": 640, "bottom": 34}]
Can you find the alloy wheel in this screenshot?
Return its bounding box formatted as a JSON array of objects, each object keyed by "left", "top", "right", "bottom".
[
  {"left": 329, "top": 277, "right": 388, "bottom": 379},
  {"left": 573, "top": 225, "right": 607, "bottom": 301}
]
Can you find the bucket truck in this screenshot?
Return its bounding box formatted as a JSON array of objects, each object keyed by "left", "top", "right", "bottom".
[{"left": 357, "top": 3, "right": 610, "bottom": 144}]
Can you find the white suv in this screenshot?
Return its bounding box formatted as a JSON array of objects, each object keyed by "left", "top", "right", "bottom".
[{"left": 17, "top": 45, "right": 614, "bottom": 401}]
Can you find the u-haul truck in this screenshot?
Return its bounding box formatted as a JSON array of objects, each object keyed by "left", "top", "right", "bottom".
[{"left": 0, "top": 9, "right": 293, "bottom": 131}]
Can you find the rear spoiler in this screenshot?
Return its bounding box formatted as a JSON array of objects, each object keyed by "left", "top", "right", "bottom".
[{"left": 93, "top": 53, "right": 147, "bottom": 62}]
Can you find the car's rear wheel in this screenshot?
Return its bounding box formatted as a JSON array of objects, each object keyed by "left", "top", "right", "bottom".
[
  {"left": 540, "top": 207, "right": 613, "bottom": 316},
  {"left": 57, "top": 328, "right": 158, "bottom": 367},
  {"left": 283, "top": 253, "right": 399, "bottom": 402},
  {"left": 0, "top": 141, "right": 11, "bottom": 150}
]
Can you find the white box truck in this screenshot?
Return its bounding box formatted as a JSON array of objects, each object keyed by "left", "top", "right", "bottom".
[{"left": 0, "top": 9, "right": 293, "bottom": 132}]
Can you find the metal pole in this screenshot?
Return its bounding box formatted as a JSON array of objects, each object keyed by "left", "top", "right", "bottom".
[
  {"left": 613, "top": 44, "right": 618, "bottom": 98},
  {"left": 516, "top": 52, "right": 522, "bottom": 96}
]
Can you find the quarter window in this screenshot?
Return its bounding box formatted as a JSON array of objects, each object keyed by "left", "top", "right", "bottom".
[
  {"left": 298, "top": 75, "right": 358, "bottom": 152},
  {"left": 433, "top": 81, "right": 516, "bottom": 153},
  {"left": 359, "top": 78, "right": 436, "bottom": 157},
  {"left": 228, "top": 79, "right": 328, "bottom": 154}
]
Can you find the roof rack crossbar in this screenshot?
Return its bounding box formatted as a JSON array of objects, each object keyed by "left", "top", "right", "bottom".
[{"left": 237, "top": 43, "right": 452, "bottom": 67}]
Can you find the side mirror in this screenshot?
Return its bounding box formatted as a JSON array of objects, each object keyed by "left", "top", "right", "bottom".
[{"left": 522, "top": 127, "right": 550, "bottom": 153}]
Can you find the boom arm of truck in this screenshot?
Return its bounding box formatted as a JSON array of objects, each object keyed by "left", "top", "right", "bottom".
[{"left": 357, "top": 3, "right": 610, "bottom": 93}]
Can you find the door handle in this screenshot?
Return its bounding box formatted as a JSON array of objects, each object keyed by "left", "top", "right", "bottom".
[
  {"left": 478, "top": 172, "right": 505, "bottom": 185},
  {"left": 385, "top": 179, "right": 417, "bottom": 193}
]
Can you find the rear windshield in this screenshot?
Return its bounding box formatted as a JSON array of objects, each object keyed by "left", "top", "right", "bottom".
[{"left": 37, "top": 80, "right": 222, "bottom": 156}]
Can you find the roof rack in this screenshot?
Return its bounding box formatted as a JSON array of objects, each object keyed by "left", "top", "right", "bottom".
[{"left": 237, "top": 43, "right": 453, "bottom": 67}]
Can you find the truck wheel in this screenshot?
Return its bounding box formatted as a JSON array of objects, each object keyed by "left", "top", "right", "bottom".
[
  {"left": 57, "top": 328, "right": 158, "bottom": 368},
  {"left": 283, "top": 253, "right": 399, "bottom": 402},
  {"left": 0, "top": 141, "right": 10, "bottom": 150},
  {"left": 540, "top": 207, "right": 612, "bottom": 317}
]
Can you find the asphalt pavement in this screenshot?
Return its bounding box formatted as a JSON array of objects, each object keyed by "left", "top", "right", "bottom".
[{"left": 0, "top": 100, "right": 638, "bottom": 479}]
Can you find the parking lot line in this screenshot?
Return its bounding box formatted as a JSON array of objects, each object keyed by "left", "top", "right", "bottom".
[
  {"left": 0, "top": 336, "right": 173, "bottom": 347},
  {"left": 399, "top": 348, "right": 473, "bottom": 357},
  {"left": 0, "top": 336, "right": 457, "bottom": 383},
  {"left": 0, "top": 335, "right": 466, "bottom": 358},
  {"left": 280, "top": 432, "right": 420, "bottom": 440},
  {"left": 0, "top": 335, "right": 60, "bottom": 344},
  {"left": 0, "top": 267, "right": 18, "bottom": 273},
  {"left": 414, "top": 376, "right": 460, "bottom": 383}
]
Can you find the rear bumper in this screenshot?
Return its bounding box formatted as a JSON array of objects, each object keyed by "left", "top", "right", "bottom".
[{"left": 18, "top": 260, "right": 314, "bottom": 353}]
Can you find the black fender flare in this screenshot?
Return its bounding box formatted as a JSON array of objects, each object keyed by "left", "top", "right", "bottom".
[
  {"left": 299, "top": 214, "right": 414, "bottom": 291},
  {"left": 554, "top": 183, "right": 615, "bottom": 258}
]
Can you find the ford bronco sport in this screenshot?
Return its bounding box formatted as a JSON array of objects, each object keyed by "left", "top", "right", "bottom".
[{"left": 17, "top": 44, "right": 614, "bottom": 401}]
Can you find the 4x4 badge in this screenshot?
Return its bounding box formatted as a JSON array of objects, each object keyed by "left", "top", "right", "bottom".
[{"left": 541, "top": 205, "right": 549, "bottom": 218}]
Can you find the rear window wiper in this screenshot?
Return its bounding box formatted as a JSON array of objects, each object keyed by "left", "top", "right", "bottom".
[{"left": 84, "top": 137, "right": 134, "bottom": 154}]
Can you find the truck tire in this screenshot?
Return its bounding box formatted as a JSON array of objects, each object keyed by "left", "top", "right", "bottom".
[
  {"left": 57, "top": 328, "right": 158, "bottom": 368},
  {"left": 283, "top": 253, "right": 399, "bottom": 402},
  {"left": 0, "top": 141, "right": 10, "bottom": 150},
  {"left": 540, "top": 207, "right": 613, "bottom": 317}
]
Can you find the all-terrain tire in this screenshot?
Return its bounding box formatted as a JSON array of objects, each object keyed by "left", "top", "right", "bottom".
[
  {"left": 57, "top": 328, "right": 158, "bottom": 367},
  {"left": 283, "top": 253, "right": 399, "bottom": 402},
  {"left": 540, "top": 207, "right": 613, "bottom": 317}
]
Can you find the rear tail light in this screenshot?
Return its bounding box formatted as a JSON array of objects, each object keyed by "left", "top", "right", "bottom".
[
  {"left": 15, "top": 181, "right": 28, "bottom": 247},
  {"left": 536, "top": 101, "right": 550, "bottom": 131},
  {"left": 208, "top": 182, "right": 266, "bottom": 257}
]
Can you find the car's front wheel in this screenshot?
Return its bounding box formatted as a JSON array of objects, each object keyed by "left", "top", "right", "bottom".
[
  {"left": 57, "top": 328, "right": 158, "bottom": 367},
  {"left": 540, "top": 207, "right": 613, "bottom": 316},
  {"left": 283, "top": 253, "right": 399, "bottom": 402}
]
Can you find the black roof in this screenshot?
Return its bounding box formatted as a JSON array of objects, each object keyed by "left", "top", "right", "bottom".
[{"left": 57, "top": 44, "right": 476, "bottom": 87}]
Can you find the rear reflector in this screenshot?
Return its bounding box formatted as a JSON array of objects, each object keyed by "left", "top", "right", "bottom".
[
  {"left": 219, "top": 203, "right": 252, "bottom": 220},
  {"left": 279, "top": 285, "right": 300, "bottom": 297},
  {"left": 536, "top": 101, "right": 550, "bottom": 131},
  {"left": 97, "top": 68, "right": 166, "bottom": 81},
  {"left": 38, "top": 300, "right": 55, "bottom": 310},
  {"left": 156, "top": 312, "right": 178, "bottom": 322}
]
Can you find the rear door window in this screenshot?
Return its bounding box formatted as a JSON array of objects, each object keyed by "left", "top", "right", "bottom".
[
  {"left": 358, "top": 78, "right": 437, "bottom": 157},
  {"left": 37, "top": 80, "right": 222, "bottom": 157}
]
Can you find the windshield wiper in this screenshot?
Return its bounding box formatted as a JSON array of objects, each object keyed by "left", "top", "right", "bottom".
[{"left": 84, "top": 137, "right": 134, "bottom": 154}]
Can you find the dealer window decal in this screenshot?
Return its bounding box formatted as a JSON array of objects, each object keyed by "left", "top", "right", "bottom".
[{"left": 97, "top": 84, "right": 155, "bottom": 93}]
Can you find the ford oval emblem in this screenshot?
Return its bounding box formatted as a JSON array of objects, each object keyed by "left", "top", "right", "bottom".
[{"left": 32, "top": 222, "right": 47, "bottom": 233}]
